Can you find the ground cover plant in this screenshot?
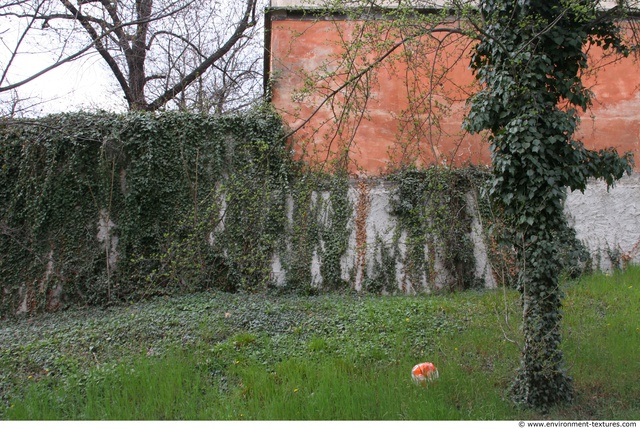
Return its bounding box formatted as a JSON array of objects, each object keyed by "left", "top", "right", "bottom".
[{"left": 0, "top": 267, "right": 638, "bottom": 420}]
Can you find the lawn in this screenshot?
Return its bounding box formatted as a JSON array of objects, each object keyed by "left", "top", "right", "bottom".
[{"left": 1, "top": 267, "right": 638, "bottom": 420}]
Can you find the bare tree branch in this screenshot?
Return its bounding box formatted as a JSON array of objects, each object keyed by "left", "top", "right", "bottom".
[
  {"left": 1, "top": 0, "right": 264, "bottom": 113},
  {"left": 147, "top": 0, "right": 258, "bottom": 110}
]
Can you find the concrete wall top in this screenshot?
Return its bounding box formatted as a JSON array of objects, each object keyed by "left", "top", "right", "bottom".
[
  {"left": 270, "top": 0, "right": 448, "bottom": 7},
  {"left": 270, "top": 0, "right": 620, "bottom": 9}
]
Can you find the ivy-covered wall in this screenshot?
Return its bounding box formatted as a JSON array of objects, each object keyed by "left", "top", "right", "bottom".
[
  {"left": 0, "top": 109, "right": 292, "bottom": 315},
  {"left": 271, "top": 169, "right": 498, "bottom": 295},
  {"left": 1, "top": 110, "right": 587, "bottom": 316}
]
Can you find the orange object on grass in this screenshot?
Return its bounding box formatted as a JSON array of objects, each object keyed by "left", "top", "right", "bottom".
[{"left": 411, "top": 362, "right": 439, "bottom": 385}]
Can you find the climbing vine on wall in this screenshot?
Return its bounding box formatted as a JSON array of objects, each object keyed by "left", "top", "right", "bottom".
[
  {"left": 388, "top": 166, "right": 482, "bottom": 292},
  {"left": 0, "top": 107, "right": 598, "bottom": 316},
  {"left": 0, "top": 108, "right": 598, "bottom": 317},
  {"left": 280, "top": 171, "right": 352, "bottom": 293},
  {"left": 0, "top": 108, "right": 291, "bottom": 314}
]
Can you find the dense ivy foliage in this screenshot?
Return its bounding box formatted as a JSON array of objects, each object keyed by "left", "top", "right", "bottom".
[
  {"left": 0, "top": 103, "right": 506, "bottom": 314},
  {"left": 1, "top": 105, "right": 598, "bottom": 319},
  {"left": 465, "top": 0, "right": 633, "bottom": 408},
  {"left": 0, "top": 109, "right": 291, "bottom": 314},
  {"left": 0, "top": 109, "right": 371, "bottom": 313},
  {"left": 387, "top": 167, "right": 483, "bottom": 292},
  {"left": 280, "top": 172, "right": 352, "bottom": 293}
]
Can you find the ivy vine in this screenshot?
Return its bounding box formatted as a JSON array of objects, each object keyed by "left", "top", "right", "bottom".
[
  {"left": 1, "top": 105, "right": 600, "bottom": 318},
  {"left": 0, "top": 107, "right": 291, "bottom": 313},
  {"left": 465, "top": 0, "right": 633, "bottom": 408}
]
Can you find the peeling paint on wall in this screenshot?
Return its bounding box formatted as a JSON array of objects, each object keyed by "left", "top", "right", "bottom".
[{"left": 273, "top": 180, "right": 495, "bottom": 292}]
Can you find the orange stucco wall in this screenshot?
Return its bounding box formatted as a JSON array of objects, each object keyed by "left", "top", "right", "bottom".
[{"left": 269, "top": 15, "right": 640, "bottom": 174}]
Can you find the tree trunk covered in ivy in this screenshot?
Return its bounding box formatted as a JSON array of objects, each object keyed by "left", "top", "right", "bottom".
[{"left": 465, "top": 0, "right": 633, "bottom": 408}]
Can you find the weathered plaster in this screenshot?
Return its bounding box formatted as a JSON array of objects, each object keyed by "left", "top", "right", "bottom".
[
  {"left": 268, "top": 13, "right": 640, "bottom": 174},
  {"left": 268, "top": 174, "right": 640, "bottom": 291},
  {"left": 97, "top": 209, "right": 119, "bottom": 273},
  {"left": 266, "top": 5, "right": 640, "bottom": 284},
  {"left": 565, "top": 173, "right": 640, "bottom": 271},
  {"left": 273, "top": 180, "right": 495, "bottom": 292}
]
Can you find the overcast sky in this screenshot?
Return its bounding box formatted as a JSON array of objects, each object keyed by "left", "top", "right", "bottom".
[{"left": 14, "top": 56, "right": 127, "bottom": 115}]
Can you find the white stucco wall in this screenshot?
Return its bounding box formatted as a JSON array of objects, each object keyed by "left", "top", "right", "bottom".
[
  {"left": 565, "top": 173, "right": 640, "bottom": 271},
  {"left": 270, "top": 173, "right": 640, "bottom": 292}
]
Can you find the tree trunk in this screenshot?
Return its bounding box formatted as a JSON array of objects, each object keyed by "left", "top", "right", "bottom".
[
  {"left": 127, "top": 0, "right": 153, "bottom": 110},
  {"left": 510, "top": 217, "right": 573, "bottom": 407}
]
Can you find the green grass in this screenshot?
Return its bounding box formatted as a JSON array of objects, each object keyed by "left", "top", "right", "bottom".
[{"left": 1, "top": 267, "right": 638, "bottom": 420}]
